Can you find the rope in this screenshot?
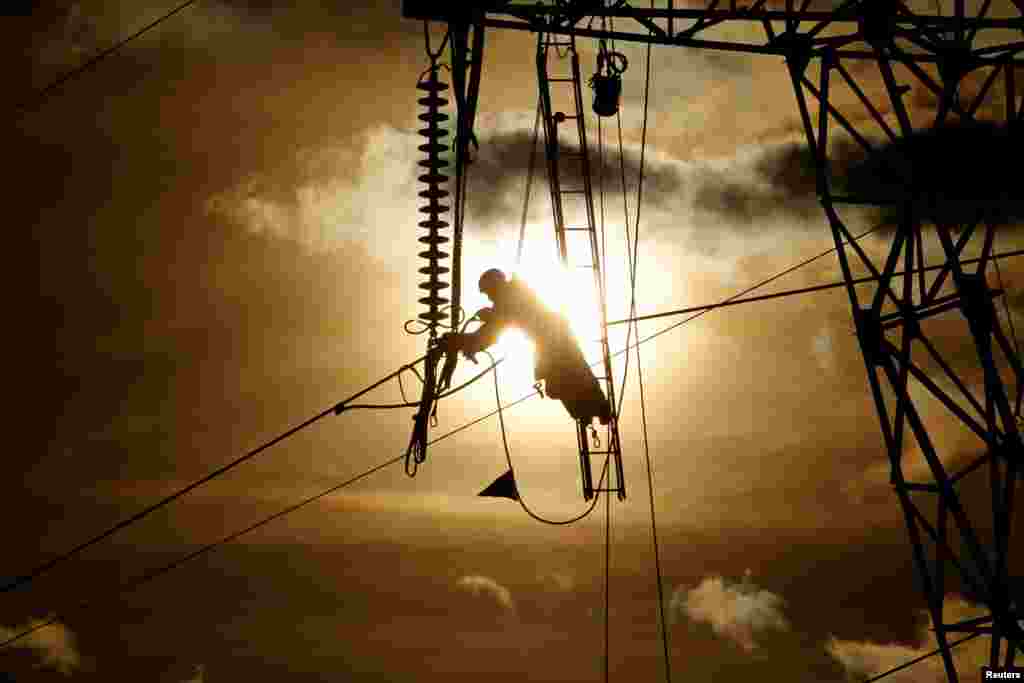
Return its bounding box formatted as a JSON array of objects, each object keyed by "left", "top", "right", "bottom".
[
  {"left": 451, "top": 126, "right": 469, "bottom": 333},
  {"left": 15, "top": 0, "right": 204, "bottom": 115},
  {"left": 612, "top": 30, "right": 636, "bottom": 422},
  {"left": 516, "top": 99, "right": 543, "bottom": 267},
  {"left": 627, "top": 20, "right": 674, "bottom": 683},
  {"left": 423, "top": 20, "right": 450, "bottom": 61},
  {"left": 484, "top": 351, "right": 608, "bottom": 525}
]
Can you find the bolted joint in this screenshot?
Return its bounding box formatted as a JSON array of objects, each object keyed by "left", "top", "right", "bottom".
[
  {"left": 776, "top": 32, "right": 814, "bottom": 76},
  {"left": 858, "top": 0, "right": 899, "bottom": 50},
  {"left": 901, "top": 310, "right": 922, "bottom": 340},
  {"left": 937, "top": 43, "right": 975, "bottom": 93},
  {"left": 855, "top": 307, "right": 886, "bottom": 366},
  {"left": 958, "top": 273, "right": 995, "bottom": 335}
]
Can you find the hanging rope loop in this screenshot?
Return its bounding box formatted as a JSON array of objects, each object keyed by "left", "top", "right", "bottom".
[{"left": 423, "top": 20, "right": 450, "bottom": 62}]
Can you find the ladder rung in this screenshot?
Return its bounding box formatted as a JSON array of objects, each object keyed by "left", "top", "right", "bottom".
[
  {"left": 565, "top": 227, "right": 592, "bottom": 231},
  {"left": 561, "top": 189, "right": 586, "bottom": 194},
  {"left": 548, "top": 78, "right": 575, "bottom": 82}
]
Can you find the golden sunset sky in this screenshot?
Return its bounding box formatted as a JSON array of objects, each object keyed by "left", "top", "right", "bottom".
[{"left": 3, "top": 2, "right": 1022, "bottom": 681}]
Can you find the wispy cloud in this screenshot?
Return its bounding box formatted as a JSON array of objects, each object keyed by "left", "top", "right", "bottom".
[
  {"left": 455, "top": 575, "right": 516, "bottom": 614},
  {"left": 0, "top": 619, "right": 80, "bottom": 675},
  {"left": 669, "top": 570, "right": 790, "bottom": 652}
]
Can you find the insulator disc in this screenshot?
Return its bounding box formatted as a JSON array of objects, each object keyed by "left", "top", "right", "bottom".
[
  {"left": 418, "top": 127, "right": 449, "bottom": 138},
  {"left": 415, "top": 174, "right": 448, "bottom": 187},
  {"left": 418, "top": 159, "right": 448, "bottom": 170},
  {"left": 418, "top": 225, "right": 450, "bottom": 235},
  {"left": 417, "top": 202, "right": 450, "bottom": 213},
  {"left": 416, "top": 80, "right": 449, "bottom": 92},
  {"left": 418, "top": 112, "right": 450, "bottom": 123},
  {"left": 418, "top": 95, "right": 448, "bottom": 108},
  {"left": 420, "top": 295, "right": 449, "bottom": 307},
  {"left": 419, "top": 254, "right": 450, "bottom": 264},
  {"left": 419, "top": 310, "right": 447, "bottom": 322},
  {"left": 419, "top": 247, "right": 450, "bottom": 257},
  {"left": 418, "top": 187, "right": 450, "bottom": 200},
  {"left": 417, "top": 232, "right": 449, "bottom": 241},
  {"left": 419, "top": 278, "right": 451, "bottom": 288},
  {"left": 419, "top": 269, "right": 451, "bottom": 280},
  {"left": 417, "top": 142, "right": 449, "bottom": 155}
]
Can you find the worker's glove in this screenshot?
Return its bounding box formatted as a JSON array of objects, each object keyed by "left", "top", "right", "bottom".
[
  {"left": 436, "top": 332, "right": 460, "bottom": 354},
  {"left": 459, "top": 335, "right": 483, "bottom": 364}
]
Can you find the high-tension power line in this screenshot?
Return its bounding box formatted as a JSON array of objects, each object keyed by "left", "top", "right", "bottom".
[
  {"left": 16, "top": 0, "right": 204, "bottom": 115},
  {"left": 607, "top": 248, "right": 1024, "bottom": 327},
  {"left": 0, "top": 213, "right": 886, "bottom": 652},
  {"left": 1, "top": 353, "right": 508, "bottom": 597}
]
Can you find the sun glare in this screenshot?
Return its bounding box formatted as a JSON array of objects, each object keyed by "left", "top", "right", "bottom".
[{"left": 472, "top": 232, "right": 610, "bottom": 390}]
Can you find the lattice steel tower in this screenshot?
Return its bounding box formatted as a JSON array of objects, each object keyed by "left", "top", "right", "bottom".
[{"left": 403, "top": 2, "right": 1024, "bottom": 680}]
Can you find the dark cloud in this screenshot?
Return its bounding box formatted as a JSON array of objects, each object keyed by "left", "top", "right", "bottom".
[
  {"left": 465, "top": 127, "right": 687, "bottom": 227},
  {"left": 839, "top": 121, "right": 1024, "bottom": 226},
  {"left": 465, "top": 126, "right": 861, "bottom": 239}
]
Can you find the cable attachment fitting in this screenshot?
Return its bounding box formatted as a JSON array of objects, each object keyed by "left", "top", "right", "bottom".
[{"left": 590, "top": 39, "right": 627, "bottom": 117}]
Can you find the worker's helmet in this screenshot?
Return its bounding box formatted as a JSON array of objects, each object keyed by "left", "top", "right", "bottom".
[{"left": 478, "top": 268, "right": 507, "bottom": 298}]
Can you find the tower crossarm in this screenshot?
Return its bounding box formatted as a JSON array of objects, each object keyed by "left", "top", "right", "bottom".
[{"left": 405, "top": 1, "right": 1024, "bottom": 61}]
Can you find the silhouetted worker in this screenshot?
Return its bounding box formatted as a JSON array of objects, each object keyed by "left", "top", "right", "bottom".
[{"left": 450, "top": 268, "right": 612, "bottom": 427}]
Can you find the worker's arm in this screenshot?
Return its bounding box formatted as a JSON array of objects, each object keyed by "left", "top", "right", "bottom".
[{"left": 458, "top": 308, "right": 504, "bottom": 358}]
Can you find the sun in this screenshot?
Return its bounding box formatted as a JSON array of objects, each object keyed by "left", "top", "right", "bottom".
[{"left": 466, "top": 233, "right": 610, "bottom": 390}]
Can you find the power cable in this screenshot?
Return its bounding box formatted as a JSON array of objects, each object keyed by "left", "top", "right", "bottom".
[
  {"left": 1, "top": 350, "right": 501, "bottom": 597},
  {"left": 16, "top": 0, "right": 204, "bottom": 115},
  {"left": 1, "top": 219, "right": 896, "bottom": 649},
  {"left": 415, "top": 223, "right": 892, "bottom": 471},
  {"left": 604, "top": 446, "right": 612, "bottom": 683},
  {"left": 596, "top": 44, "right": 612, "bottom": 683},
  {"left": 0, "top": 356, "right": 507, "bottom": 650},
  {"left": 864, "top": 631, "right": 983, "bottom": 682},
  {"left": 606, "top": 247, "right": 1024, "bottom": 326},
  {"left": 0, "top": 452, "right": 407, "bottom": 651}
]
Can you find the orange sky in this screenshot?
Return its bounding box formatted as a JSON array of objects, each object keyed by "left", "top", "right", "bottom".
[{"left": 3, "top": 2, "right": 1023, "bottom": 681}]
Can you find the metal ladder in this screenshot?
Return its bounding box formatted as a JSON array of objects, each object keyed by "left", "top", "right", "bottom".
[{"left": 537, "top": 32, "right": 625, "bottom": 501}]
